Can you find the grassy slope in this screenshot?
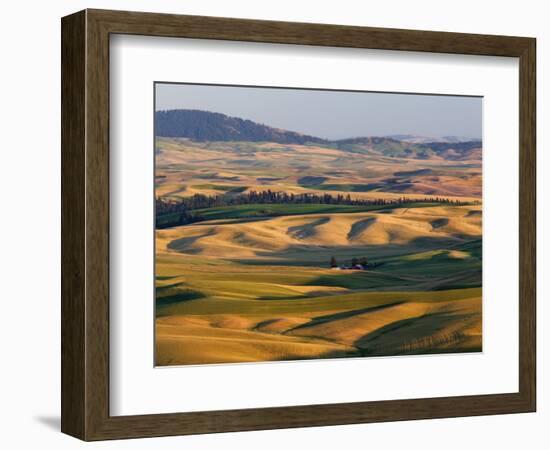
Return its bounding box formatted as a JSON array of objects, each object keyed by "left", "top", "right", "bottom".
[
  {"left": 155, "top": 205, "right": 482, "bottom": 366},
  {"left": 156, "top": 201, "right": 449, "bottom": 228},
  {"left": 156, "top": 252, "right": 481, "bottom": 365},
  {"left": 154, "top": 138, "right": 482, "bottom": 365},
  {"left": 193, "top": 202, "right": 442, "bottom": 220},
  {"left": 155, "top": 138, "right": 482, "bottom": 200}
]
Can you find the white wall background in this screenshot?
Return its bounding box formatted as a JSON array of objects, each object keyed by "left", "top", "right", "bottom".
[{"left": 0, "top": 1, "right": 546, "bottom": 448}]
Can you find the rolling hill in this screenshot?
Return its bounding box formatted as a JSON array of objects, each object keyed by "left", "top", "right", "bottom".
[
  {"left": 155, "top": 204, "right": 482, "bottom": 365},
  {"left": 155, "top": 109, "right": 482, "bottom": 161},
  {"left": 154, "top": 109, "right": 483, "bottom": 366}
]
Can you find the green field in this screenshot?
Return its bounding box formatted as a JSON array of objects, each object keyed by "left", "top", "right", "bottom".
[
  {"left": 157, "top": 201, "right": 447, "bottom": 227},
  {"left": 156, "top": 236, "right": 482, "bottom": 365},
  {"left": 194, "top": 202, "right": 413, "bottom": 220}
]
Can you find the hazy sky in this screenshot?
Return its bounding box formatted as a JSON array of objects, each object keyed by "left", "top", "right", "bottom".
[{"left": 155, "top": 83, "right": 482, "bottom": 140}]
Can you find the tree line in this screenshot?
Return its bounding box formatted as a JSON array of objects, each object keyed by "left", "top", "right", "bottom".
[
  {"left": 156, "top": 190, "right": 475, "bottom": 228},
  {"left": 157, "top": 189, "right": 471, "bottom": 211}
]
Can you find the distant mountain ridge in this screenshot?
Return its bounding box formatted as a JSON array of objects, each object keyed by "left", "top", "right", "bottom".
[{"left": 155, "top": 109, "right": 481, "bottom": 160}]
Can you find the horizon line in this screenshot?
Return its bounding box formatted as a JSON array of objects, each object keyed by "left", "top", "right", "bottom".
[{"left": 155, "top": 108, "right": 483, "bottom": 142}]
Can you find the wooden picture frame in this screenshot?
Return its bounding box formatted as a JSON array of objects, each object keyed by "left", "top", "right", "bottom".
[{"left": 61, "top": 9, "right": 536, "bottom": 441}]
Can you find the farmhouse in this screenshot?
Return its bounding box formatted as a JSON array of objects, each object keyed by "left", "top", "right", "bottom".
[
  {"left": 330, "top": 257, "right": 369, "bottom": 270},
  {"left": 336, "top": 264, "right": 367, "bottom": 271}
]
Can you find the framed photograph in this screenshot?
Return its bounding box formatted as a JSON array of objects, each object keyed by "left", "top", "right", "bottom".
[{"left": 61, "top": 9, "right": 536, "bottom": 440}]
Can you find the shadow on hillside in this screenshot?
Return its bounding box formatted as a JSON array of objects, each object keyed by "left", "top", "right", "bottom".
[
  {"left": 232, "top": 236, "right": 477, "bottom": 267},
  {"left": 287, "top": 301, "right": 405, "bottom": 333},
  {"left": 354, "top": 310, "right": 480, "bottom": 355}
]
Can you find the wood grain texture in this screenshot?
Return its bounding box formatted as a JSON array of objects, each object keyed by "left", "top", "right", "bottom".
[
  {"left": 61, "top": 10, "right": 86, "bottom": 439},
  {"left": 85, "top": 10, "right": 111, "bottom": 438},
  {"left": 61, "top": 8, "right": 537, "bottom": 441},
  {"left": 518, "top": 39, "right": 536, "bottom": 409},
  {"left": 89, "top": 8, "right": 532, "bottom": 56}
]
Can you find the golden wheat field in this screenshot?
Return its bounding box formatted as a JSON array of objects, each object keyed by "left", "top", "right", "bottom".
[{"left": 154, "top": 135, "right": 482, "bottom": 366}]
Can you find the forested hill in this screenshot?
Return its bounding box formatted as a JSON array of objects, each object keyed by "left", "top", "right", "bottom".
[
  {"left": 155, "top": 109, "right": 326, "bottom": 145},
  {"left": 155, "top": 109, "right": 482, "bottom": 160}
]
